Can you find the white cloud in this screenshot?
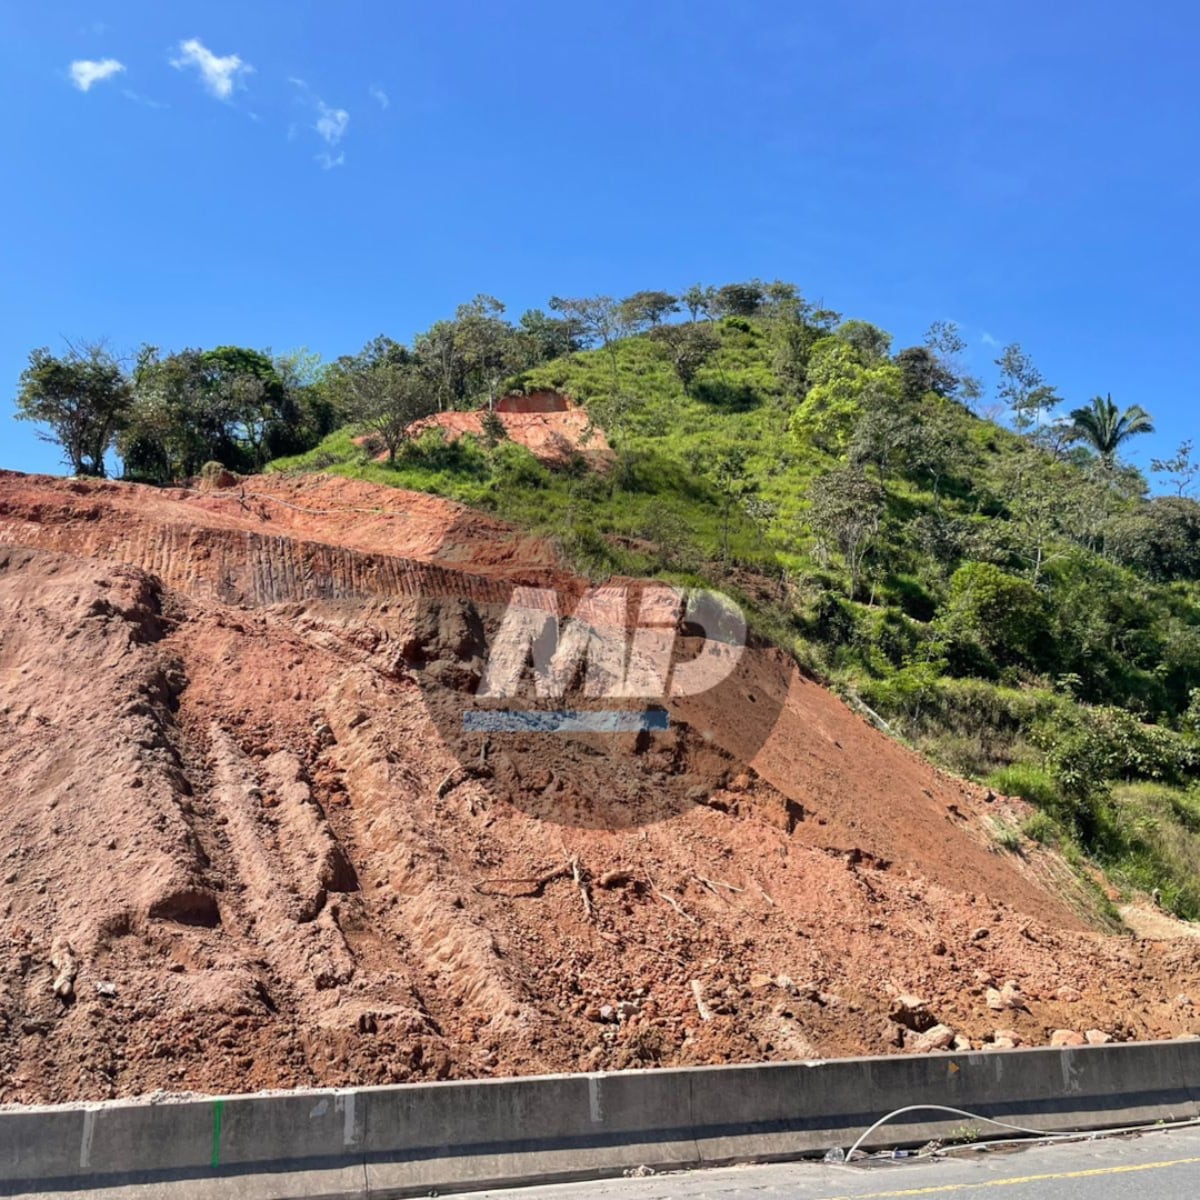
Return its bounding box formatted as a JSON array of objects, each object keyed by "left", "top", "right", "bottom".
[
  {"left": 316, "top": 151, "right": 345, "bottom": 170},
  {"left": 70, "top": 58, "right": 125, "bottom": 91},
  {"left": 170, "top": 38, "right": 253, "bottom": 100},
  {"left": 315, "top": 101, "right": 349, "bottom": 145},
  {"left": 981, "top": 331, "right": 1000, "bottom": 347},
  {"left": 369, "top": 84, "right": 389, "bottom": 110}
]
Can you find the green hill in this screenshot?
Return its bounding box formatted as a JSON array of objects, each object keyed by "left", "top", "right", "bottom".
[
  {"left": 270, "top": 292, "right": 1200, "bottom": 918},
  {"left": 19, "top": 285, "right": 1197, "bottom": 917}
]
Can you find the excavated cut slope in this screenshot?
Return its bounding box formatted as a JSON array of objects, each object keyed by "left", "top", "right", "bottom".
[{"left": 0, "top": 469, "right": 1198, "bottom": 1104}]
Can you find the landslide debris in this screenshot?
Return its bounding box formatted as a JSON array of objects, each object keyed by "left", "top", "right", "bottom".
[{"left": 0, "top": 470, "right": 1198, "bottom": 1104}]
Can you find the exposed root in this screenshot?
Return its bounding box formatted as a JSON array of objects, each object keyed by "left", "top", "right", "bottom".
[
  {"left": 474, "top": 865, "right": 571, "bottom": 898},
  {"left": 651, "top": 883, "right": 699, "bottom": 926},
  {"left": 571, "top": 855, "right": 595, "bottom": 923}
]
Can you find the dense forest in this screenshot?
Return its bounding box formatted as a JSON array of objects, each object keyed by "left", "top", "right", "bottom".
[{"left": 13, "top": 281, "right": 1200, "bottom": 916}]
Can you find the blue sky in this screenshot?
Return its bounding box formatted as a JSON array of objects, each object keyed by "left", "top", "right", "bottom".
[{"left": 2, "top": 0, "right": 1195, "bottom": 478}]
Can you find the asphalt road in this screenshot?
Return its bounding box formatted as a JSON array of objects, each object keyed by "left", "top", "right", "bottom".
[{"left": 465, "top": 1126, "right": 1200, "bottom": 1200}]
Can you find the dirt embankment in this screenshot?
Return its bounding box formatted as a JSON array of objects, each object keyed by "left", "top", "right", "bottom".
[{"left": 0, "top": 468, "right": 1198, "bottom": 1105}]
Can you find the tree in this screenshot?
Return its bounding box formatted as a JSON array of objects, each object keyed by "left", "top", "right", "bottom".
[
  {"left": 455, "top": 295, "right": 517, "bottom": 410},
  {"left": 340, "top": 360, "right": 436, "bottom": 463},
  {"left": 807, "top": 466, "right": 885, "bottom": 598},
  {"left": 122, "top": 347, "right": 220, "bottom": 482},
  {"left": 1107, "top": 497, "right": 1200, "bottom": 582},
  {"left": 906, "top": 400, "right": 971, "bottom": 502},
  {"left": 273, "top": 348, "right": 338, "bottom": 455},
  {"left": 836, "top": 319, "right": 892, "bottom": 364},
  {"left": 925, "top": 319, "right": 966, "bottom": 359},
  {"left": 849, "top": 396, "right": 917, "bottom": 485},
  {"left": 995, "top": 343, "right": 1059, "bottom": 432},
  {"left": 1067, "top": 394, "right": 1154, "bottom": 467},
  {"left": 937, "top": 561, "right": 1049, "bottom": 673},
  {"left": 204, "top": 346, "right": 291, "bottom": 469},
  {"left": 120, "top": 345, "right": 290, "bottom": 481},
  {"left": 759, "top": 279, "right": 806, "bottom": 321},
  {"left": 924, "top": 320, "right": 981, "bottom": 407},
  {"left": 618, "top": 290, "right": 679, "bottom": 330},
  {"left": 1151, "top": 439, "right": 1198, "bottom": 497},
  {"left": 515, "top": 309, "right": 581, "bottom": 367},
  {"left": 709, "top": 445, "right": 756, "bottom": 571},
  {"left": 894, "top": 346, "right": 958, "bottom": 404},
  {"left": 548, "top": 295, "right": 630, "bottom": 391},
  {"left": 15, "top": 342, "right": 131, "bottom": 477},
  {"left": 761, "top": 284, "right": 837, "bottom": 400},
  {"left": 990, "top": 453, "right": 1091, "bottom": 582},
  {"left": 480, "top": 407, "right": 508, "bottom": 447},
  {"left": 649, "top": 322, "right": 720, "bottom": 393},
  {"left": 413, "top": 320, "right": 463, "bottom": 411},
  {"left": 792, "top": 338, "right": 905, "bottom": 453},
  {"left": 711, "top": 280, "right": 765, "bottom": 319},
  {"left": 680, "top": 283, "right": 716, "bottom": 323}
]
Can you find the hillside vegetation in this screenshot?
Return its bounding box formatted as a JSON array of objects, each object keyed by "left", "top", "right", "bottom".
[{"left": 15, "top": 283, "right": 1200, "bottom": 917}]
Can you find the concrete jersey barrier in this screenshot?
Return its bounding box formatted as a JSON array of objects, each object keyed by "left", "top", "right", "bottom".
[{"left": 3, "top": 1040, "right": 1199, "bottom": 1198}]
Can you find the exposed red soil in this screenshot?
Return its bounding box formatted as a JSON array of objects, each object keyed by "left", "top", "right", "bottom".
[
  {"left": 405, "top": 407, "right": 613, "bottom": 468},
  {"left": 1, "top": 467, "right": 1199, "bottom": 1105}
]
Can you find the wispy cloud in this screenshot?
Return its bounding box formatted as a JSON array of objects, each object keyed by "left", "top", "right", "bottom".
[
  {"left": 70, "top": 58, "right": 125, "bottom": 92},
  {"left": 288, "top": 79, "right": 350, "bottom": 167},
  {"left": 981, "top": 331, "right": 1000, "bottom": 348},
  {"left": 369, "top": 84, "right": 389, "bottom": 110},
  {"left": 121, "top": 88, "right": 168, "bottom": 110},
  {"left": 315, "top": 100, "right": 349, "bottom": 146},
  {"left": 170, "top": 38, "right": 253, "bottom": 100}
]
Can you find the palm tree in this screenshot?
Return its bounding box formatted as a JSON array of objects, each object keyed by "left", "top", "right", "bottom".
[{"left": 1067, "top": 394, "right": 1155, "bottom": 467}]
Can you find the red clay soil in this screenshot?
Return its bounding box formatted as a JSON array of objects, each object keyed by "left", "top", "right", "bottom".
[
  {"left": 1, "top": 467, "right": 1199, "bottom": 1105},
  {"left": 405, "top": 407, "right": 613, "bottom": 468}
]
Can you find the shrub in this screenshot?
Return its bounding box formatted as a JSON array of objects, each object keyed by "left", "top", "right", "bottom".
[
  {"left": 992, "top": 821, "right": 1022, "bottom": 853},
  {"left": 1021, "top": 810, "right": 1061, "bottom": 846},
  {"left": 1108, "top": 497, "right": 1200, "bottom": 582},
  {"left": 988, "top": 763, "right": 1061, "bottom": 811},
  {"left": 1105, "top": 783, "right": 1200, "bottom": 920},
  {"left": 1037, "top": 705, "right": 1197, "bottom": 790},
  {"left": 481, "top": 408, "right": 507, "bottom": 447},
  {"left": 938, "top": 561, "right": 1050, "bottom": 673}
]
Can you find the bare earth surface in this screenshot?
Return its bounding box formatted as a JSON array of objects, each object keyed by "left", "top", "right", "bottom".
[
  {"left": 404, "top": 407, "right": 613, "bottom": 468},
  {"left": 1, "top": 467, "right": 1199, "bottom": 1105}
]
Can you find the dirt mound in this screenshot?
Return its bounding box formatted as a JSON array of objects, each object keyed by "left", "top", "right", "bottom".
[
  {"left": 406, "top": 407, "right": 613, "bottom": 468},
  {"left": 1, "top": 469, "right": 1199, "bottom": 1105}
]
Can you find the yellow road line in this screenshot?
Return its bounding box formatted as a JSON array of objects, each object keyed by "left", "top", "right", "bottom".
[{"left": 816, "top": 1154, "right": 1200, "bottom": 1199}]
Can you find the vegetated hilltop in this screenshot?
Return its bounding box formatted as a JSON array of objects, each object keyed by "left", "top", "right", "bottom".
[{"left": 2, "top": 466, "right": 1200, "bottom": 1108}]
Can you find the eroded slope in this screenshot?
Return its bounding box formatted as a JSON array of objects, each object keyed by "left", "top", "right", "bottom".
[{"left": 0, "top": 471, "right": 1198, "bottom": 1104}]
